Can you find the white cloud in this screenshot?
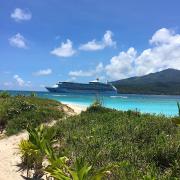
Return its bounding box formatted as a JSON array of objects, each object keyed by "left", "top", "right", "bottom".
[
  {"left": 95, "top": 62, "right": 104, "bottom": 73},
  {"left": 51, "top": 39, "right": 76, "bottom": 57},
  {"left": 103, "top": 30, "right": 116, "bottom": 47},
  {"left": 75, "top": 28, "right": 180, "bottom": 80},
  {"left": 79, "top": 30, "right": 116, "bottom": 51},
  {"left": 105, "top": 28, "right": 180, "bottom": 80},
  {"left": 33, "top": 69, "right": 52, "bottom": 76},
  {"left": 40, "top": 84, "right": 45, "bottom": 88},
  {"left": 79, "top": 40, "right": 104, "bottom": 51},
  {"left": 26, "top": 81, "right": 32, "bottom": 87},
  {"left": 65, "top": 76, "right": 77, "bottom": 82},
  {"left": 71, "top": 76, "right": 77, "bottom": 81},
  {"left": 3, "top": 71, "right": 11, "bottom": 74},
  {"left": 13, "top": 75, "right": 25, "bottom": 86},
  {"left": 69, "top": 63, "right": 104, "bottom": 77},
  {"left": 149, "top": 28, "right": 176, "bottom": 45},
  {"left": 13, "top": 74, "right": 31, "bottom": 87},
  {"left": 9, "top": 33, "right": 27, "bottom": 48},
  {"left": 11, "top": 8, "right": 32, "bottom": 22},
  {"left": 105, "top": 47, "right": 137, "bottom": 79},
  {"left": 3, "top": 82, "right": 13, "bottom": 87},
  {"left": 69, "top": 70, "right": 94, "bottom": 77}
]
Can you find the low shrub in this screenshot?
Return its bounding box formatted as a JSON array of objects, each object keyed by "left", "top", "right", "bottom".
[
  {"left": 53, "top": 106, "right": 180, "bottom": 179},
  {"left": 30, "top": 92, "right": 37, "bottom": 97},
  {"left": 0, "top": 95, "right": 64, "bottom": 135},
  {"left": 0, "top": 91, "right": 11, "bottom": 98},
  {"left": 19, "top": 125, "right": 118, "bottom": 179}
]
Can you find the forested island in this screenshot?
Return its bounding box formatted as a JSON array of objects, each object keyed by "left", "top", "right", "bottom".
[{"left": 112, "top": 69, "right": 180, "bottom": 95}]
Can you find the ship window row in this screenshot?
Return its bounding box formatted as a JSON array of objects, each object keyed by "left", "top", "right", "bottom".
[
  {"left": 58, "top": 86, "right": 113, "bottom": 91},
  {"left": 60, "top": 85, "right": 112, "bottom": 89}
]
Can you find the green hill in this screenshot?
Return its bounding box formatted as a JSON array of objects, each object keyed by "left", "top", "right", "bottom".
[{"left": 112, "top": 69, "right": 180, "bottom": 95}]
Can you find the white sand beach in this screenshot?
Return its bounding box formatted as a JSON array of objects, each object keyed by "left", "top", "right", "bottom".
[
  {"left": 0, "top": 103, "right": 86, "bottom": 180},
  {"left": 64, "top": 103, "right": 87, "bottom": 114}
]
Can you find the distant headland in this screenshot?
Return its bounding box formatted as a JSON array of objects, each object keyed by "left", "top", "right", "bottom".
[{"left": 112, "top": 68, "right": 180, "bottom": 95}]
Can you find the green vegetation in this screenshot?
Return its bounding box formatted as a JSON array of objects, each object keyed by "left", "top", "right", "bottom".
[
  {"left": 177, "top": 102, "right": 180, "bottom": 117},
  {"left": 0, "top": 93, "right": 64, "bottom": 135},
  {"left": 30, "top": 92, "right": 37, "bottom": 97},
  {"left": 112, "top": 68, "right": 180, "bottom": 95},
  {"left": 19, "top": 125, "right": 56, "bottom": 178},
  {"left": 0, "top": 92, "right": 178, "bottom": 179},
  {"left": 52, "top": 106, "right": 180, "bottom": 179},
  {"left": 0, "top": 91, "right": 11, "bottom": 98},
  {"left": 19, "top": 104, "right": 180, "bottom": 179},
  {"left": 114, "top": 83, "right": 180, "bottom": 95},
  {"left": 92, "top": 94, "right": 104, "bottom": 107},
  {"left": 172, "top": 102, "right": 180, "bottom": 125},
  {"left": 19, "top": 125, "right": 117, "bottom": 179}
]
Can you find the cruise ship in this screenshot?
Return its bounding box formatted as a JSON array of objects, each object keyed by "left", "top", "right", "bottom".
[{"left": 46, "top": 79, "right": 117, "bottom": 95}]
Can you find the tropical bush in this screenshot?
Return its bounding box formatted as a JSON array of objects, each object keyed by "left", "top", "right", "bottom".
[
  {"left": 53, "top": 106, "right": 180, "bottom": 179},
  {"left": 30, "top": 92, "right": 37, "bottom": 97},
  {"left": 177, "top": 102, "right": 180, "bottom": 117},
  {"left": 0, "top": 91, "right": 11, "bottom": 98},
  {"left": 91, "top": 94, "right": 104, "bottom": 107},
  {"left": 19, "top": 125, "right": 56, "bottom": 178},
  {"left": 0, "top": 95, "right": 64, "bottom": 135},
  {"left": 171, "top": 102, "right": 180, "bottom": 125},
  {"left": 19, "top": 125, "right": 117, "bottom": 179}
]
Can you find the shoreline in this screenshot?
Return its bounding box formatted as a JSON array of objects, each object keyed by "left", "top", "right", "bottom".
[
  {"left": 0, "top": 90, "right": 179, "bottom": 116},
  {"left": 64, "top": 102, "right": 88, "bottom": 114}
]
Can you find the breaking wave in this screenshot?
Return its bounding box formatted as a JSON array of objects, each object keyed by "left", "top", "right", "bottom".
[
  {"left": 110, "top": 95, "right": 128, "bottom": 99},
  {"left": 52, "top": 94, "right": 67, "bottom": 97}
]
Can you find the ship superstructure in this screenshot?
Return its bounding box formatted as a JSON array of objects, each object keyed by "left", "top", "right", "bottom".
[{"left": 46, "top": 79, "right": 117, "bottom": 95}]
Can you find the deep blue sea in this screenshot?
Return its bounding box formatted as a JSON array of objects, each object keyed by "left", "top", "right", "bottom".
[{"left": 3, "top": 90, "right": 180, "bottom": 116}]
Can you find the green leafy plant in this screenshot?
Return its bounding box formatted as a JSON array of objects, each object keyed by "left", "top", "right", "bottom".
[
  {"left": 19, "top": 124, "right": 118, "bottom": 179},
  {"left": 172, "top": 102, "right": 180, "bottom": 125},
  {"left": 19, "top": 125, "right": 56, "bottom": 178},
  {"left": 177, "top": 102, "right": 180, "bottom": 117},
  {"left": 45, "top": 156, "right": 118, "bottom": 180},
  {"left": 92, "top": 94, "right": 104, "bottom": 107},
  {"left": 0, "top": 91, "right": 10, "bottom": 98},
  {"left": 126, "top": 109, "right": 141, "bottom": 117},
  {"left": 30, "top": 92, "right": 37, "bottom": 97},
  {"left": 19, "top": 139, "right": 43, "bottom": 178}
]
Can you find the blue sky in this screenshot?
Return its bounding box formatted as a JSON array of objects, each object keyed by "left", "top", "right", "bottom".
[{"left": 1, "top": 0, "right": 180, "bottom": 91}]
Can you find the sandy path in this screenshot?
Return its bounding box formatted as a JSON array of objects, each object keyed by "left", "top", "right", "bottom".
[
  {"left": 0, "top": 132, "right": 28, "bottom": 180},
  {"left": 0, "top": 103, "right": 86, "bottom": 180}
]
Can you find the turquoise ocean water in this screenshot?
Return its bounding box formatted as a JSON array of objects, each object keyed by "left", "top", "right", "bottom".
[{"left": 4, "top": 90, "right": 180, "bottom": 116}]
